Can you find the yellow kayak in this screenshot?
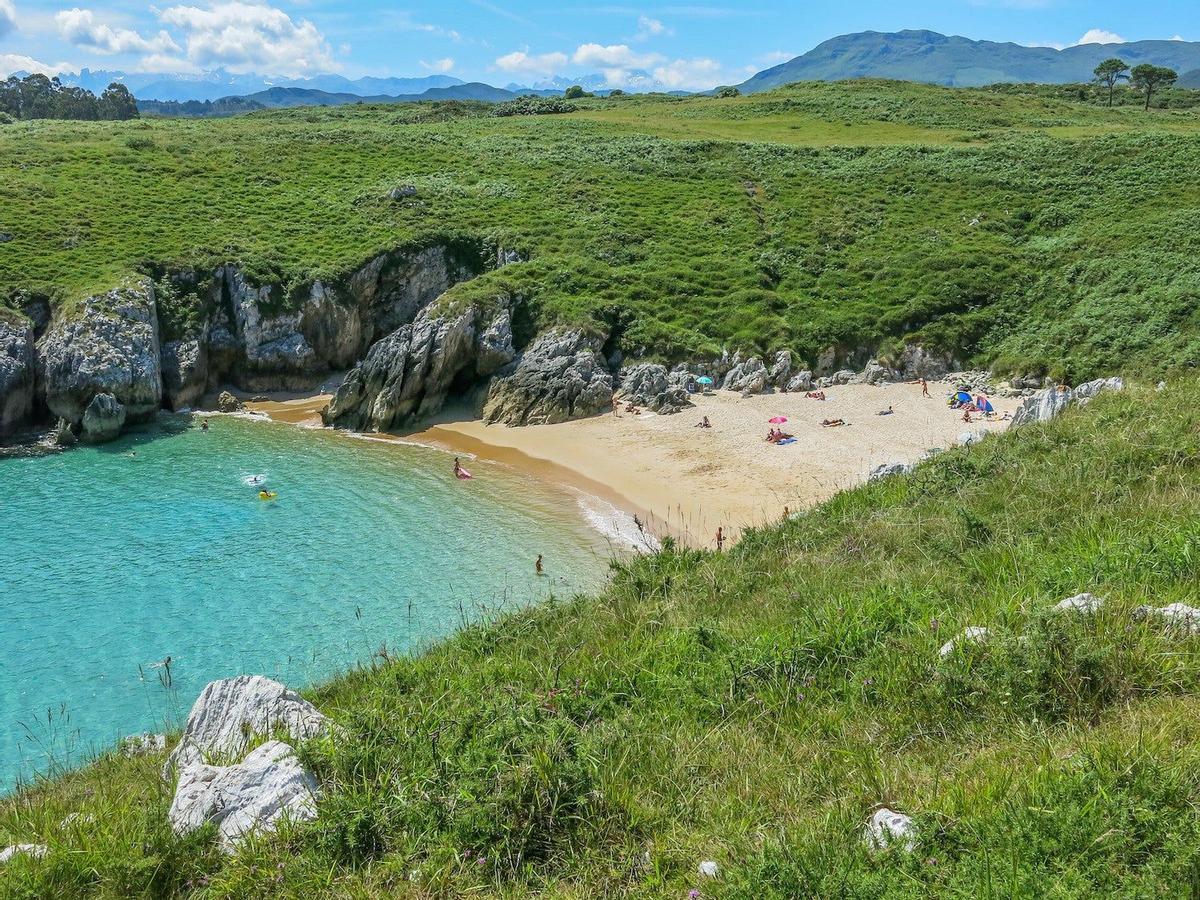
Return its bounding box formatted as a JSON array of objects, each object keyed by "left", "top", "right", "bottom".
[{"left": 258, "top": 491, "right": 277, "bottom": 501}]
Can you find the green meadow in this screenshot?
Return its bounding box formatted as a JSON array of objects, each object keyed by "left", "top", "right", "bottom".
[
  {"left": 2, "top": 376, "right": 1198, "bottom": 898},
  {"left": 2, "top": 79, "right": 1199, "bottom": 380}
]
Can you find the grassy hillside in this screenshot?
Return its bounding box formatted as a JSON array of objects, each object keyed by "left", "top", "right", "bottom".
[
  {"left": 2, "top": 379, "right": 1198, "bottom": 897},
  {"left": 2, "top": 80, "right": 1200, "bottom": 378}
]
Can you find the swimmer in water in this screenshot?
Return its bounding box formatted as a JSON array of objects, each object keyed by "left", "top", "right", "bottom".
[{"left": 201, "top": 419, "right": 209, "bottom": 432}]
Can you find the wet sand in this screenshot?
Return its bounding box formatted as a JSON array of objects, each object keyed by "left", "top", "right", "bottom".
[{"left": 242, "top": 382, "right": 1017, "bottom": 547}]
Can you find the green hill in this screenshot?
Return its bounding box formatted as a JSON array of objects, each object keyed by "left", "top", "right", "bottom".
[
  {"left": 739, "top": 30, "right": 1200, "bottom": 91},
  {"left": 3, "top": 79, "right": 1200, "bottom": 381},
  {"left": 2, "top": 378, "right": 1198, "bottom": 897}
]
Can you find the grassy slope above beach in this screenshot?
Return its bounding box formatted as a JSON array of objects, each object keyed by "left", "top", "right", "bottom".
[
  {"left": 2, "top": 379, "right": 1198, "bottom": 898},
  {"left": 2, "top": 80, "right": 1200, "bottom": 379}
]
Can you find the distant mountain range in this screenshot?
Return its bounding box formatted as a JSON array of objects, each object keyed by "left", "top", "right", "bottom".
[{"left": 738, "top": 30, "right": 1200, "bottom": 91}]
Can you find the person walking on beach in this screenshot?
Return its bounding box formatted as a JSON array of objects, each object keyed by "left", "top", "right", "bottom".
[
  {"left": 536, "top": 554, "right": 544, "bottom": 576},
  {"left": 715, "top": 527, "right": 725, "bottom": 551},
  {"left": 921, "top": 378, "right": 930, "bottom": 398}
]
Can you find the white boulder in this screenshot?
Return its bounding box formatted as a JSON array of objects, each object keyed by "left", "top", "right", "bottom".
[
  {"left": 938, "top": 626, "right": 990, "bottom": 658},
  {"left": 869, "top": 462, "right": 913, "bottom": 481},
  {"left": 169, "top": 739, "right": 318, "bottom": 851},
  {"left": 0, "top": 844, "right": 48, "bottom": 863},
  {"left": 865, "top": 808, "right": 917, "bottom": 852},
  {"left": 1055, "top": 592, "right": 1104, "bottom": 614},
  {"left": 165, "top": 675, "right": 329, "bottom": 773},
  {"left": 1136, "top": 603, "right": 1200, "bottom": 633},
  {"left": 698, "top": 859, "right": 720, "bottom": 878}
]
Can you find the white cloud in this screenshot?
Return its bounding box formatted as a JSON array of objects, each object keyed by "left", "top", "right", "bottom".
[
  {"left": 159, "top": 1, "right": 338, "bottom": 76},
  {"left": 653, "top": 56, "right": 726, "bottom": 90},
  {"left": 55, "top": 8, "right": 179, "bottom": 55},
  {"left": 1075, "top": 29, "right": 1126, "bottom": 45},
  {"left": 388, "top": 12, "right": 460, "bottom": 42},
  {"left": 758, "top": 50, "right": 794, "bottom": 66},
  {"left": 0, "top": 0, "right": 16, "bottom": 38},
  {"left": 572, "top": 43, "right": 662, "bottom": 69},
  {"left": 420, "top": 57, "right": 454, "bottom": 73},
  {"left": 0, "top": 53, "right": 76, "bottom": 76},
  {"left": 633, "top": 15, "right": 672, "bottom": 41},
  {"left": 494, "top": 49, "right": 568, "bottom": 76}
]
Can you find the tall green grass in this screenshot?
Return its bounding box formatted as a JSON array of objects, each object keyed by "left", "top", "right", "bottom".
[
  {"left": 2, "top": 379, "right": 1197, "bottom": 897},
  {"left": 2, "top": 81, "right": 1200, "bottom": 378}
]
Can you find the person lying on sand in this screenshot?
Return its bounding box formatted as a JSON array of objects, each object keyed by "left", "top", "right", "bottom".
[
  {"left": 695, "top": 416, "right": 712, "bottom": 428},
  {"left": 821, "top": 419, "right": 847, "bottom": 427},
  {"left": 805, "top": 391, "right": 826, "bottom": 401},
  {"left": 877, "top": 406, "right": 894, "bottom": 416}
]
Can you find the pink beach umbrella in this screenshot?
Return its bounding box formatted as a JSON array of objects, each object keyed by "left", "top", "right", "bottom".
[{"left": 769, "top": 416, "right": 788, "bottom": 424}]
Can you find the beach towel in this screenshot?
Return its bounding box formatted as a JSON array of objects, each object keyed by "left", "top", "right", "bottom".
[{"left": 778, "top": 438, "right": 797, "bottom": 446}]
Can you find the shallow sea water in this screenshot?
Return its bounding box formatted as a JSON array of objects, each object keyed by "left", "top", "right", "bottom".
[{"left": 0, "top": 414, "right": 613, "bottom": 791}]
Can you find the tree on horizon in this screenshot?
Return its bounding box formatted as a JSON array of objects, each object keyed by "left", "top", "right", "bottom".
[
  {"left": 1130, "top": 64, "right": 1178, "bottom": 110},
  {"left": 1093, "top": 58, "right": 1129, "bottom": 107}
]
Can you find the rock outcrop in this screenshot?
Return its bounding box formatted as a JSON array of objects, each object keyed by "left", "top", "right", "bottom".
[
  {"left": 216, "top": 391, "right": 243, "bottom": 413},
  {"left": 0, "top": 317, "right": 35, "bottom": 437},
  {"left": 768, "top": 350, "right": 792, "bottom": 389},
  {"left": 1055, "top": 592, "right": 1104, "bottom": 614},
  {"left": 0, "top": 844, "right": 48, "bottom": 863},
  {"left": 80, "top": 392, "right": 126, "bottom": 443},
  {"left": 618, "top": 363, "right": 693, "bottom": 414},
  {"left": 169, "top": 739, "right": 319, "bottom": 851},
  {"left": 1134, "top": 603, "right": 1200, "bottom": 633},
  {"left": 861, "top": 359, "right": 897, "bottom": 386},
  {"left": 722, "top": 356, "right": 768, "bottom": 395},
  {"left": 869, "top": 461, "right": 913, "bottom": 481},
  {"left": 483, "top": 329, "right": 614, "bottom": 425},
  {"left": 37, "top": 279, "right": 162, "bottom": 440},
  {"left": 938, "top": 626, "right": 990, "bottom": 658},
  {"left": 166, "top": 675, "right": 330, "bottom": 771},
  {"left": 1011, "top": 377, "right": 1124, "bottom": 427},
  {"left": 893, "top": 343, "right": 956, "bottom": 380},
  {"left": 325, "top": 300, "right": 515, "bottom": 432},
  {"left": 160, "top": 338, "right": 207, "bottom": 410},
  {"left": 786, "top": 370, "right": 813, "bottom": 393}
]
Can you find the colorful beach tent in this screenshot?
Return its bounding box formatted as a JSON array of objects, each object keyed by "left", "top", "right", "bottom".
[
  {"left": 697, "top": 376, "right": 714, "bottom": 385},
  {"left": 954, "top": 391, "right": 972, "bottom": 405}
]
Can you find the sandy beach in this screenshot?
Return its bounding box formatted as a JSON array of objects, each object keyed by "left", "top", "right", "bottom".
[{"left": 245, "top": 381, "right": 1018, "bottom": 547}]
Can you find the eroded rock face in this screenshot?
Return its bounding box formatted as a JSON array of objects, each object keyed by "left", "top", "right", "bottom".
[
  {"left": 861, "top": 359, "right": 897, "bottom": 386},
  {"left": 786, "top": 370, "right": 813, "bottom": 393},
  {"left": 768, "top": 350, "right": 792, "bottom": 390},
  {"left": 216, "top": 391, "right": 243, "bottom": 413},
  {"left": 1011, "top": 378, "right": 1123, "bottom": 428},
  {"left": 160, "top": 338, "right": 208, "bottom": 410},
  {"left": 81, "top": 392, "right": 126, "bottom": 443},
  {"left": 722, "top": 357, "right": 768, "bottom": 395},
  {"left": 893, "top": 343, "right": 956, "bottom": 380},
  {"left": 169, "top": 738, "right": 318, "bottom": 851},
  {"left": 325, "top": 301, "right": 511, "bottom": 432},
  {"left": 0, "top": 318, "right": 35, "bottom": 437},
  {"left": 619, "top": 363, "right": 693, "bottom": 414},
  {"left": 869, "top": 461, "right": 913, "bottom": 481},
  {"left": 38, "top": 279, "right": 162, "bottom": 438},
  {"left": 166, "top": 675, "right": 329, "bottom": 772},
  {"left": 483, "top": 328, "right": 614, "bottom": 426}
]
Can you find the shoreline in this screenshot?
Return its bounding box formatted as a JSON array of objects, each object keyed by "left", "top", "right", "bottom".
[{"left": 241, "top": 380, "right": 1020, "bottom": 548}]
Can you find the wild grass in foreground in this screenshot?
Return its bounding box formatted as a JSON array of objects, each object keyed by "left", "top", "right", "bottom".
[{"left": 1, "top": 379, "right": 1198, "bottom": 898}]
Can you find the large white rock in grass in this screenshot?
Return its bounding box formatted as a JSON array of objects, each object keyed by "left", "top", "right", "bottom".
[
  {"left": 168, "top": 739, "right": 318, "bottom": 851},
  {"left": 865, "top": 808, "right": 917, "bottom": 852},
  {"left": 698, "top": 859, "right": 720, "bottom": 878},
  {"left": 1011, "top": 377, "right": 1123, "bottom": 427},
  {"left": 1135, "top": 603, "right": 1200, "bottom": 633},
  {"left": 1055, "top": 592, "right": 1104, "bottom": 614},
  {"left": 938, "top": 626, "right": 991, "bottom": 658},
  {"left": 869, "top": 461, "right": 913, "bottom": 481},
  {"left": 165, "top": 675, "right": 329, "bottom": 772},
  {"left": 0, "top": 844, "right": 48, "bottom": 863}
]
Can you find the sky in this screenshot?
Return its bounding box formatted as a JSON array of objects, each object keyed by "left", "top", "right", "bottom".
[{"left": 1, "top": 0, "right": 1199, "bottom": 90}]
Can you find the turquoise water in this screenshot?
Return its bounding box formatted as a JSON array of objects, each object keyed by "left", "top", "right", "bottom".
[{"left": 0, "top": 414, "right": 612, "bottom": 792}]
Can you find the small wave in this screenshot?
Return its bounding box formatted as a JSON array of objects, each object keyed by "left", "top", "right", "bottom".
[
  {"left": 574, "top": 493, "right": 660, "bottom": 553},
  {"left": 242, "top": 474, "right": 269, "bottom": 487}
]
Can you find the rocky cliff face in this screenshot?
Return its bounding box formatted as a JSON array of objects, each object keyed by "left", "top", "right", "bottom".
[
  {"left": 482, "top": 329, "right": 614, "bottom": 426},
  {"left": 0, "top": 318, "right": 34, "bottom": 438},
  {"left": 324, "top": 299, "right": 515, "bottom": 431},
  {"left": 37, "top": 279, "right": 162, "bottom": 442}
]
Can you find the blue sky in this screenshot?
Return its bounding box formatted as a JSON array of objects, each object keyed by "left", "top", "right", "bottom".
[{"left": 2, "top": 0, "right": 1199, "bottom": 88}]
